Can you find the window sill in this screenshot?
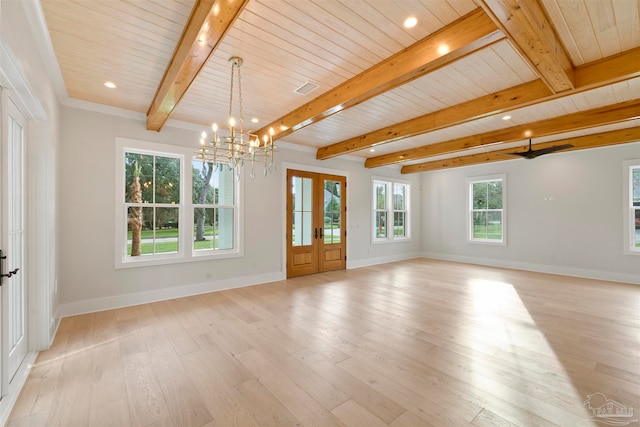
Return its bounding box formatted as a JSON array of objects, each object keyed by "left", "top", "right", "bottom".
[{"left": 115, "top": 249, "right": 243, "bottom": 269}]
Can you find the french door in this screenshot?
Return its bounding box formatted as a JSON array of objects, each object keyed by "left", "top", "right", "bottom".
[
  {"left": 0, "top": 97, "right": 28, "bottom": 390},
  {"left": 286, "top": 170, "right": 346, "bottom": 278}
]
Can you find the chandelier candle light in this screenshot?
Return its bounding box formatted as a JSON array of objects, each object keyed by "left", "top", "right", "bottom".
[{"left": 195, "top": 57, "right": 276, "bottom": 180}]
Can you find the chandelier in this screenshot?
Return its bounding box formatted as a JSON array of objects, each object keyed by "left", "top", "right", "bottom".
[{"left": 195, "top": 57, "right": 276, "bottom": 180}]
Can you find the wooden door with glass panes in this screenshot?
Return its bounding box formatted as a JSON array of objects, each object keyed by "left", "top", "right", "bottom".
[{"left": 286, "top": 170, "right": 346, "bottom": 278}]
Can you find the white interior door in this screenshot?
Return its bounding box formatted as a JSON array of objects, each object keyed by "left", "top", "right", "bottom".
[{"left": 1, "top": 97, "right": 28, "bottom": 388}]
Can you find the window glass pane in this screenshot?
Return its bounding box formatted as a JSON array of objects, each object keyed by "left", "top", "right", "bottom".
[
  {"left": 635, "top": 209, "right": 640, "bottom": 248},
  {"left": 302, "top": 177, "right": 312, "bottom": 211},
  {"left": 393, "top": 184, "right": 406, "bottom": 210},
  {"left": 486, "top": 211, "right": 502, "bottom": 240},
  {"left": 487, "top": 180, "right": 503, "bottom": 209},
  {"left": 128, "top": 206, "right": 154, "bottom": 255},
  {"left": 155, "top": 207, "right": 179, "bottom": 253},
  {"left": 302, "top": 211, "right": 312, "bottom": 246},
  {"left": 472, "top": 182, "right": 487, "bottom": 209},
  {"left": 633, "top": 166, "right": 640, "bottom": 207},
  {"left": 155, "top": 156, "right": 180, "bottom": 204},
  {"left": 375, "top": 182, "right": 386, "bottom": 210},
  {"left": 326, "top": 221, "right": 340, "bottom": 244},
  {"left": 217, "top": 208, "right": 234, "bottom": 250},
  {"left": 394, "top": 212, "right": 405, "bottom": 237},
  {"left": 125, "top": 153, "right": 154, "bottom": 203},
  {"left": 216, "top": 165, "right": 235, "bottom": 205},
  {"left": 127, "top": 206, "right": 144, "bottom": 256},
  {"left": 293, "top": 212, "right": 302, "bottom": 246},
  {"left": 324, "top": 180, "right": 341, "bottom": 244},
  {"left": 193, "top": 207, "right": 214, "bottom": 250},
  {"left": 192, "top": 161, "right": 215, "bottom": 204},
  {"left": 473, "top": 211, "right": 487, "bottom": 239},
  {"left": 376, "top": 211, "right": 387, "bottom": 238}
]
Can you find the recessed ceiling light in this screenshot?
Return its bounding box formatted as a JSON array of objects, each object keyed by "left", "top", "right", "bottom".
[
  {"left": 502, "top": 115, "right": 511, "bottom": 120},
  {"left": 251, "top": 118, "right": 259, "bottom": 123},
  {"left": 404, "top": 16, "right": 417, "bottom": 28},
  {"left": 104, "top": 81, "right": 116, "bottom": 89},
  {"left": 369, "top": 148, "right": 376, "bottom": 153}
]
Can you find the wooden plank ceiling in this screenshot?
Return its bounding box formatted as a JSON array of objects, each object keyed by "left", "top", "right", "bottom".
[{"left": 41, "top": 0, "right": 640, "bottom": 173}]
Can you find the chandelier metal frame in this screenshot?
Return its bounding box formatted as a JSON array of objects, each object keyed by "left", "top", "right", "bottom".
[{"left": 195, "top": 57, "right": 276, "bottom": 180}]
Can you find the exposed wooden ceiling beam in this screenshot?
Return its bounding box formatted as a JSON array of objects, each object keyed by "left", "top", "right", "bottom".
[
  {"left": 478, "top": 0, "right": 574, "bottom": 93},
  {"left": 253, "top": 8, "right": 503, "bottom": 142},
  {"left": 146, "top": 0, "right": 249, "bottom": 132},
  {"left": 317, "top": 80, "right": 552, "bottom": 160},
  {"left": 317, "top": 47, "right": 640, "bottom": 160},
  {"left": 401, "top": 127, "right": 640, "bottom": 174},
  {"left": 365, "top": 99, "right": 640, "bottom": 168}
]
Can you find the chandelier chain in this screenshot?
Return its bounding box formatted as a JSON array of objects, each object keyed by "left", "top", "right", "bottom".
[{"left": 238, "top": 63, "right": 244, "bottom": 134}]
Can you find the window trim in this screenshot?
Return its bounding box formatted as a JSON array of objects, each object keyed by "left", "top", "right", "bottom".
[
  {"left": 115, "top": 137, "right": 243, "bottom": 269},
  {"left": 467, "top": 173, "right": 507, "bottom": 246},
  {"left": 623, "top": 159, "right": 640, "bottom": 255},
  {"left": 371, "top": 176, "right": 411, "bottom": 244}
]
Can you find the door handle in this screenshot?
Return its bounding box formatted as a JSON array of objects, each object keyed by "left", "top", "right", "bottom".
[
  {"left": 319, "top": 227, "right": 324, "bottom": 238},
  {"left": 314, "top": 228, "right": 318, "bottom": 239},
  {"left": 1, "top": 268, "right": 18, "bottom": 279},
  {"left": 0, "top": 250, "right": 19, "bottom": 282}
]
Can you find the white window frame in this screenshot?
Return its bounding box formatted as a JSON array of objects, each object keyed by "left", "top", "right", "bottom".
[
  {"left": 467, "top": 174, "right": 507, "bottom": 245},
  {"left": 623, "top": 159, "right": 640, "bottom": 255},
  {"left": 372, "top": 177, "right": 411, "bottom": 243},
  {"left": 115, "top": 137, "right": 243, "bottom": 268}
]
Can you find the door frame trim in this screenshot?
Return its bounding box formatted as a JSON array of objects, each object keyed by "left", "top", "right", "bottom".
[
  {"left": 0, "top": 35, "right": 51, "bottom": 426},
  {"left": 281, "top": 162, "right": 350, "bottom": 275}
]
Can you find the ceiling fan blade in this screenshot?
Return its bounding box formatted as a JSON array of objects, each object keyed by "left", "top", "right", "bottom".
[
  {"left": 528, "top": 144, "right": 575, "bottom": 157},
  {"left": 506, "top": 150, "right": 533, "bottom": 158},
  {"left": 507, "top": 143, "right": 574, "bottom": 159}
]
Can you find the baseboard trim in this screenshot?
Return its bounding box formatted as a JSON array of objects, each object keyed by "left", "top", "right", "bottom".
[
  {"left": 56, "top": 271, "right": 286, "bottom": 318},
  {"left": 0, "top": 351, "right": 38, "bottom": 427},
  {"left": 348, "top": 252, "right": 423, "bottom": 269},
  {"left": 56, "top": 252, "right": 426, "bottom": 318},
  {"left": 420, "top": 252, "right": 640, "bottom": 285}
]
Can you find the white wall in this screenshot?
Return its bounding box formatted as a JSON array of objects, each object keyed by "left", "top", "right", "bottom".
[
  {"left": 57, "top": 106, "right": 421, "bottom": 316},
  {"left": 421, "top": 142, "right": 640, "bottom": 284}
]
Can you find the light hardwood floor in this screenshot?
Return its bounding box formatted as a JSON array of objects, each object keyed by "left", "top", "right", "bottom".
[{"left": 8, "top": 259, "right": 640, "bottom": 426}]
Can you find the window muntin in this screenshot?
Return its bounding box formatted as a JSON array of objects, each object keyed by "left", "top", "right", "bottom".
[
  {"left": 469, "top": 175, "right": 505, "bottom": 244},
  {"left": 125, "top": 152, "right": 181, "bottom": 257},
  {"left": 292, "top": 175, "right": 313, "bottom": 247},
  {"left": 373, "top": 179, "right": 410, "bottom": 242}
]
